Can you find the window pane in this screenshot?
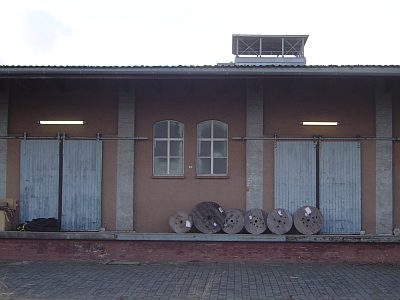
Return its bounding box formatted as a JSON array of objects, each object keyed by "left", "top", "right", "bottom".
[
  {"left": 154, "top": 141, "right": 168, "bottom": 156},
  {"left": 154, "top": 121, "right": 168, "bottom": 138},
  {"left": 213, "top": 158, "right": 227, "bottom": 175},
  {"left": 170, "top": 158, "right": 183, "bottom": 175},
  {"left": 154, "top": 157, "right": 168, "bottom": 175},
  {"left": 213, "top": 121, "right": 227, "bottom": 138},
  {"left": 170, "top": 141, "right": 183, "bottom": 157},
  {"left": 198, "top": 141, "right": 211, "bottom": 157},
  {"left": 213, "top": 141, "right": 227, "bottom": 157},
  {"left": 198, "top": 122, "right": 211, "bottom": 138},
  {"left": 198, "top": 158, "right": 211, "bottom": 175},
  {"left": 170, "top": 121, "right": 183, "bottom": 138}
]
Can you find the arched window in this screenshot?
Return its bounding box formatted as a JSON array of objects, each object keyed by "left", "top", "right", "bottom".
[
  {"left": 153, "top": 120, "right": 184, "bottom": 176},
  {"left": 197, "top": 120, "right": 228, "bottom": 176}
]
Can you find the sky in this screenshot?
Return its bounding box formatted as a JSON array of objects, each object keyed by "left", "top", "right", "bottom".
[{"left": 0, "top": 0, "right": 399, "bottom": 66}]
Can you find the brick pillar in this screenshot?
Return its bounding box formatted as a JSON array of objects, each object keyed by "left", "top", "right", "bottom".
[
  {"left": 116, "top": 83, "right": 135, "bottom": 230},
  {"left": 0, "top": 89, "right": 8, "bottom": 198},
  {"left": 375, "top": 80, "right": 393, "bottom": 235},
  {"left": 246, "top": 79, "right": 264, "bottom": 210}
]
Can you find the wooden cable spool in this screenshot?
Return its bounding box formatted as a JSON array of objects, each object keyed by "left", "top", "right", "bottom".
[
  {"left": 192, "top": 201, "right": 226, "bottom": 234},
  {"left": 222, "top": 208, "right": 244, "bottom": 234},
  {"left": 244, "top": 208, "right": 267, "bottom": 234},
  {"left": 293, "top": 206, "right": 324, "bottom": 235},
  {"left": 266, "top": 208, "right": 293, "bottom": 235},
  {"left": 168, "top": 212, "right": 193, "bottom": 233}
]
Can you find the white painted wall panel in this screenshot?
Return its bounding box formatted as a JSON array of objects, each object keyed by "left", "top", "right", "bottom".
[
  {"left": 319, "top": 141, "right": 361, "bottom": 234},
  {"left": 19, "top": 140, "right": 60, "bottom": 222},
  {"left": 61, "top": 140, "right": 102, "bottom": 231},
  {"left": 274, "top": 141, "right": 316, "bottom": 213}
]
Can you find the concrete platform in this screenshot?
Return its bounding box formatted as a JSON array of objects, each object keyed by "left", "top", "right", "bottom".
[{"left": 0, "top": 231, "right": 400, "bottom": 243}]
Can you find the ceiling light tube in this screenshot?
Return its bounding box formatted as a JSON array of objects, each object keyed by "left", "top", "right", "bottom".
[
  {"left": 301, "top": 121, "right": 339, "bottom": 126},
  {"left": 38, "top": 120, "right": 86, "bottom": 125}
]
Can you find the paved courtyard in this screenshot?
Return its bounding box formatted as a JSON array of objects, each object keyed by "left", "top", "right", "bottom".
[{"left": 0, "top": 261, "right": 400, "bottom": 299}]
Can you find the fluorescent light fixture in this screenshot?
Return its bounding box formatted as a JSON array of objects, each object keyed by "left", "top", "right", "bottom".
[
  {"left": 301, "top": 121, "right": 339, "bottom": 126},
  {"left": 38, "top": 120, "right": 86, "bottom": 125}
]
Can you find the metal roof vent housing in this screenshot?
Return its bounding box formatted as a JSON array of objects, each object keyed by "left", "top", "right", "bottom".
[{"left": 232, "top": 34, "right": 308, "bottom": 66}]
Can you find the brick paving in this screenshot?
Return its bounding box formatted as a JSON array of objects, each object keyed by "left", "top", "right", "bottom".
[{"left": 0, "top": 261, "right": 400, "bottom": 299}]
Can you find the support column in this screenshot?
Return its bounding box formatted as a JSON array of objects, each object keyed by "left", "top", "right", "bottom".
[
  {"left": 246, "top": 79, "right": 264, "bottom": 210},
  {"left": 0, "top": 89, "right": 8, "bottom": 198},
  {"left": 116, "top": 83, "right": 135, "bottom": 230},
  {"left": 375, "top": 80, "right": 393, "bottom": 235}
]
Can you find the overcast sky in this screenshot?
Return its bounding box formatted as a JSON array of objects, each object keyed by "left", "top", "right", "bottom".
[{"left": 1, "top": 0, "right": 399, "bottom": 66}]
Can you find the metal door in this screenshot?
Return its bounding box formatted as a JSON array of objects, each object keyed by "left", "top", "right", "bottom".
[
  {"left": 319, "top": 141, "right": 361, "bottom": 234},
  {"left": 274, "top": 141, "right": 316, "bottom": 213},
  {"left": 19, "top": 140, "right": 60, "bottom": 222},
  {"left": 61, "top": 140, "right": 102, "bottom": 231}
]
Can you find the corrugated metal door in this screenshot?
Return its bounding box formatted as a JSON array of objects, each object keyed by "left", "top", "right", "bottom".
[
  {"left": 319, "top": 141, "right": 361, "bottom": 234},
  {"left": 274, "top": 141, "right": 316, "bottom": 213},
  {"left": 61, "top": 140, "right": 102, "bottom": 231},
  {"left": 19, "top": 140, "right": 60, "bottom": 222}
]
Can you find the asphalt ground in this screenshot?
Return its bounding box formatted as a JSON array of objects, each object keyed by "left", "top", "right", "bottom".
[{"left": 0, "top": 261, "right": 400, "bottom": 299}]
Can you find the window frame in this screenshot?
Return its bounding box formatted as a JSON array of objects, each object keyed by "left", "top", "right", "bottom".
[
  {"left": 152, "top": 120, "right": 184, "bottom": 177},
  {"left": 196, "top": 120, "right": 228, "bottom": 176}
]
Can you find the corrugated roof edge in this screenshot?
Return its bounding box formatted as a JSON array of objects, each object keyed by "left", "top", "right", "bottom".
[{"left": 1, "top": 64, "right": 400, "bottom": 78}]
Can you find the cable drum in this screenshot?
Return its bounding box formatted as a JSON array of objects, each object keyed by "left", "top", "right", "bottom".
[
  {"left": 293, "top": 206, "right": 323, "bottom": 235},
  {"left": 192, "top": 201, "right": 226, "bottom": 234},
  {"left": 266, "top": 208, "right": 293, "bottom": 234},
  {"left": 168, "top": 212, "right": 193, "bottom": 233},
  {"left": 244, "top": 208, "right": 267, "bottom": 234},
  {"left": 222, "top": 208, "right": 244, "bottom": 234}
]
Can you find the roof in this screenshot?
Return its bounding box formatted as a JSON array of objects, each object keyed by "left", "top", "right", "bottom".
[{"left": 1, "top": 65, "right": 400, "bottom": 79}]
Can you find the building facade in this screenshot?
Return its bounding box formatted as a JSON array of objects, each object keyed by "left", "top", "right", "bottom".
[{"left": 0, "top": 66, "right": 399, "bottom": 234}]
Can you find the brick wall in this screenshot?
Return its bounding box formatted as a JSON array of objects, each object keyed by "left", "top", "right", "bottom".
[{"left": 0, "top": 239, "right": 399, "bottom": 264}]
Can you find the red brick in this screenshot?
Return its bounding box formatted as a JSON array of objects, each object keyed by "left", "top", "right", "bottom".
[{"left": 1, "top": 239, "right": 400, "bottom": 263}]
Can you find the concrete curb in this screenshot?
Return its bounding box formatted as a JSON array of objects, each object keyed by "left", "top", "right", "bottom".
[{"left": 1, "top": 231, "right": 400, "bottom": 243}]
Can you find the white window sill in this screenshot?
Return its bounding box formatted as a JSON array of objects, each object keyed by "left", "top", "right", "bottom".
[
  {"left": 151, "top": 176, "right": 185, "bottom": 179},
  {"left": 195, "top": 175, "right": 230, "bottom": 179}
]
